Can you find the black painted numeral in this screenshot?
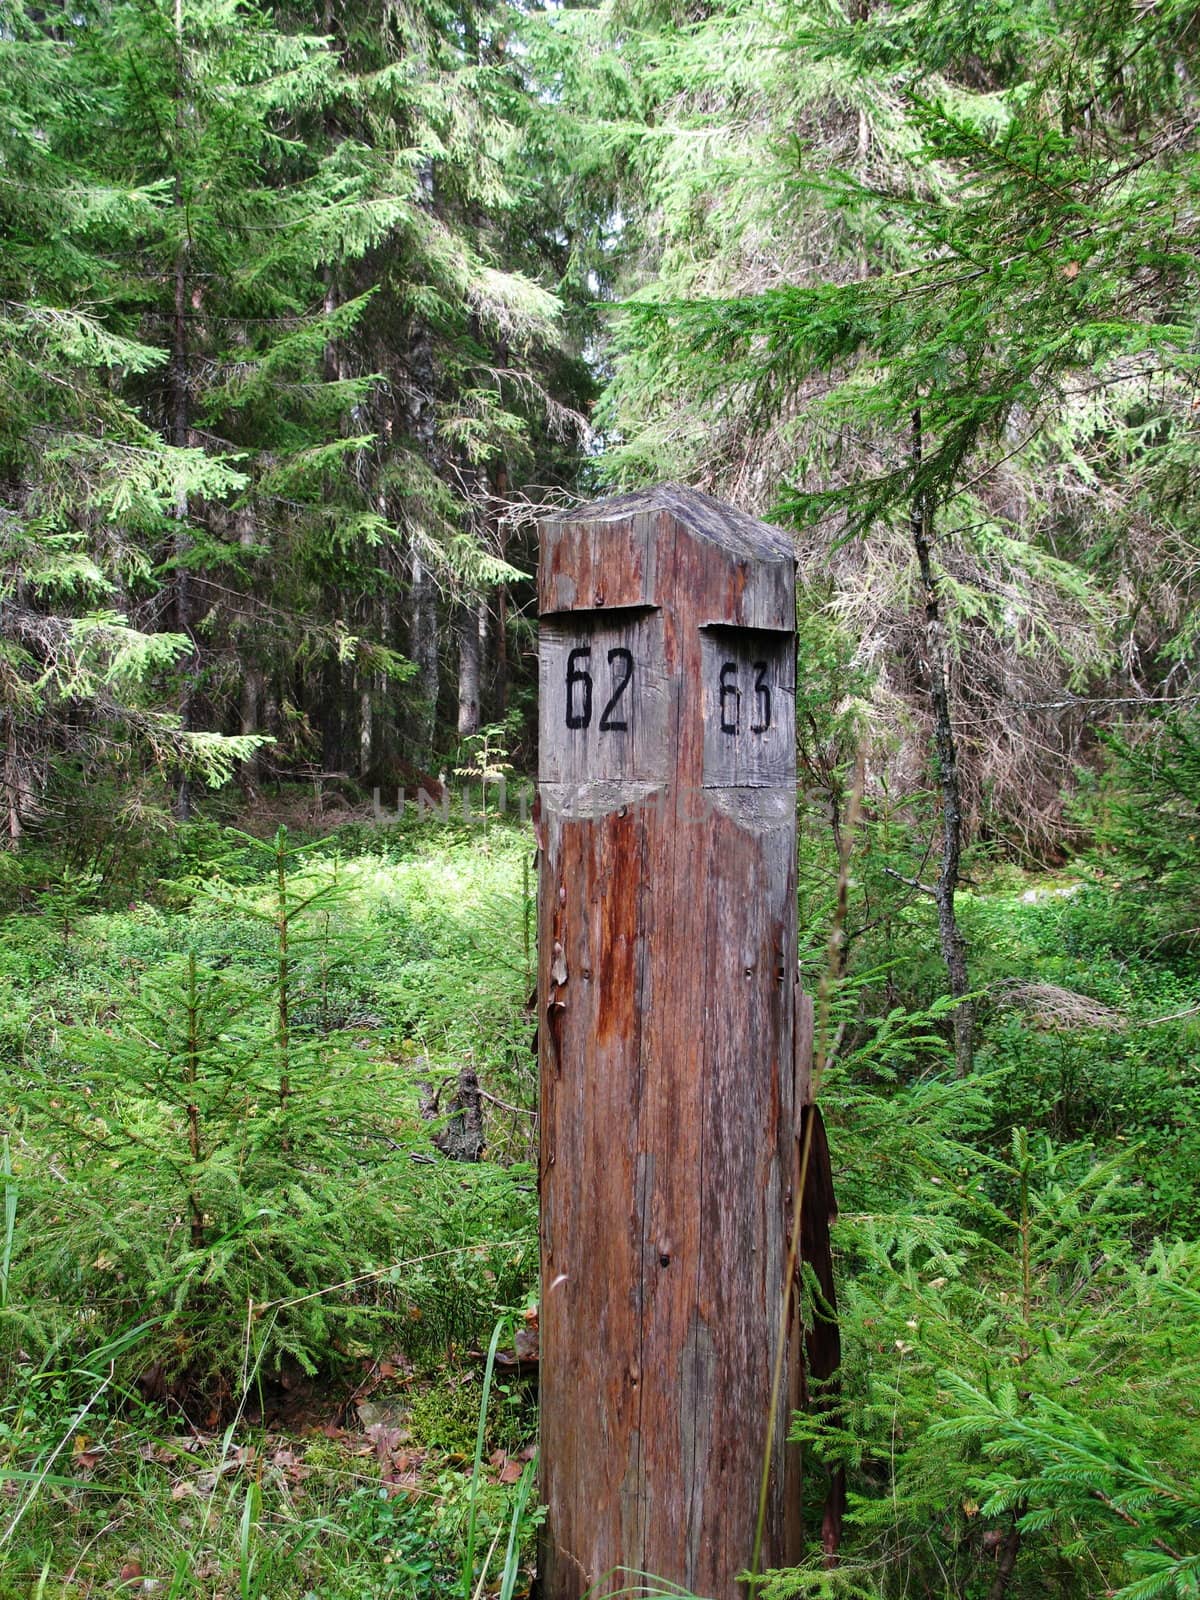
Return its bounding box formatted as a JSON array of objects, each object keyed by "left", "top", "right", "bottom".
[
  {"left": 599, "top": 647, "right": 633, "bottom": 731},
  {"left": 719, "top": 661, "right": 740, "bottom": 734},
  {"left": 717, "top": 658, "right": 772, "bottom": 734},
  {"left": 565, "top": 644, "right": 634, "bottom": 732},
  {"left": 750, "top": 660, "right": 771, "bottom": 733},
  {"left": 565, "top": 647, "right": 592, "bottom": 729}
]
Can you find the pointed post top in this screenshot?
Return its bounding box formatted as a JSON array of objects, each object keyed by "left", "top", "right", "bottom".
[{"left": 539, "top": 482, "right": 796, "bottom": 632}]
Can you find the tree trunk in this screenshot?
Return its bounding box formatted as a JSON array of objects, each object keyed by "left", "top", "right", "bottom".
[
  {"left": 171, "top": 0, "right": 194, "bottom": 821},
  {"left": 457, "top": 599, "right": 482, "bottom": 737},
  {"left": 318, "top": 266, "right": 354, "bottom": 779},
  {"left": 320, "top": 642, "right": 343, "bottom": 774},
  {"left": 3, "top": 712, "right": 23, "bottom": 847},
  {"left": 359, "top": 677, "right": 373, "bottom": 775},
  {"left": 409, "top": 549, "right": 439, "bottom": 760},
  {"left": 403, "top": 156, "right": 441, "bottom": 763},
  {"left": 374, "top": 589, "right": 394, "bottom": 777},
  {"left": 240, "top": 669, "right": 262, "bottom": 740},
  {"left": 986, "top": 1517, "right": 1022, "bottom": 1600},
  {"left": 237, "top": 509, "right": 262, "bottom": 778},
  {"left": 264, "top": 680, "right": 282, "bottom": 788},
  {"left": 911, "top": 409, "right": 974, "bottom": 1076},
  {"left": 492, "top": 462, "right": 510, "bottom": 719}
]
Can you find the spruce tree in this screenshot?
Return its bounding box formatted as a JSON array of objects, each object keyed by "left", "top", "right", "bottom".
[
  {"left": 554, "top": 0, "right": 1200, "bottom": 845},
  {"left": 546, "top": 0, "right": 1200, "bottom": 1059},
  {"left": 1, "top": 0, "right": 591, "bottom": 835},
  {"left": 0, "top": 1, "right": 255, "bottom": 840}
]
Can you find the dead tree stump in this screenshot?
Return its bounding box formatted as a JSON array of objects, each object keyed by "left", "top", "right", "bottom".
[{"left": 418, "top": 1067, "right": 485, "bottom": 1162}]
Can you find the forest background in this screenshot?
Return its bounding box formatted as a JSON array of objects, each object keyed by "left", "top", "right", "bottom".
[{"left": 2, "top": 0, "right": 1200, "bottom": 1595}]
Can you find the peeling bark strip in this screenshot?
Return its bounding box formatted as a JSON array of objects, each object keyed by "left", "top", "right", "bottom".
[{"left": 537, "top": 485, "right": 810, "bottom": 1600}]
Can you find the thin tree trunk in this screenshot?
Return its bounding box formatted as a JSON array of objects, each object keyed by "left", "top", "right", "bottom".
[
  {"left": 184, "top": 952, "right": 205, "bottom": 1251},
  {"left": 171, "top": 0, "right": 194, "bottom": 820},
  {"left": 986, "top": 1517, "right": 1022, "bottom": 1600},
  {"left": 237, "top": 509, "right": 262, "bottom": 780},
  {"left": 457, "top": 599, "right": 482, "bottom": 737},
  {"left": 264, "top": 681, "right": 281, "bottom": 788},
  {"left": 239, "top": 667, "right": 263, "bottom": 800},
  {"left": 3, "top": 713, "right": 22, "bottom": 846},
  {"left": 320, "top": 628, "right": 343, "bottom": 774},
  {"left": 375, "top": 589, "right": 393, "bottom": 775},
  {"left": 492, "top": 455, "right": 510, "bottom": 720},
  {"left": 404, "top": 156, "right": 441, "bottom": 762},
  {"left": 318, "top": 267, "right": 354, "bottom": 779},
  {"left": 274, "top": 837, "right": 291, "bottom": 1150},
  {"left": 409, "top": 549, "right": 439, "bottom": 760},
  {"left": 911, "top": 409, "right": 974, "bottom": 1076},
  {"left": 359, "top": 677, "right": 373, "bottom": 775},
  {"left": 476, "top": 595, "right": 489, "bottom": 723},
  {"left": 240, "top": 670, "right": 262, "bottom": 740}
]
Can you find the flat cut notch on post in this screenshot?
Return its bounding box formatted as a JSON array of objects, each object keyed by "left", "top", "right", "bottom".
[{"left": 537, "top": 484, "right": 807, "bottom": 1600}]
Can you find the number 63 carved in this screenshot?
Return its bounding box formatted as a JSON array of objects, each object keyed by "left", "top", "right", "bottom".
[
  {"left": 565, "top": 646, "right": 633, "bottom": 731},
  {"left": 719, "top": 660, "right": 771, "bottom": 735}
]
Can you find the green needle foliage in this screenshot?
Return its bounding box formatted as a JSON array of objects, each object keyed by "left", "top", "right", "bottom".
[
  {"left": 551, "top": 0, "right": 1200, "bottom": 847},
  {"left": 0, "top": 826, "right": 536, "bottom": 1399},
  {"left": 609, "top": 0, "right": 1200, "bottom": 542},
  {"left": 776, "top": 1117, "right": 1200, "bottom": 1600},
  {"left": 1086, "top": 716, "right": 1200, "bottom": 952},
  {"left": 0, "top": 0, "right": 592, "bottom": 837}
]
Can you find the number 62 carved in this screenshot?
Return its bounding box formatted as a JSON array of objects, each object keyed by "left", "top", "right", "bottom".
[{"left": 565, "top": 646, "right": 634, "bottom": 732}]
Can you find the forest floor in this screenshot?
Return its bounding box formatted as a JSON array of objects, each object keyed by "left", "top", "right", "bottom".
[{"left": 1, "top": 799, "right": 1197, "bottom": 1598}]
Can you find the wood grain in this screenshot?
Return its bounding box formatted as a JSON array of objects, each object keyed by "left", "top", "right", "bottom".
[{"left": 538, "top": 485, "right": 804, "bottom": 1599}]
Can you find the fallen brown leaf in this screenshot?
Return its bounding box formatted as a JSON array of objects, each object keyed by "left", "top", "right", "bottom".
[{"left": 365, "top": 1421, "right": 406, "bottom": 1470}]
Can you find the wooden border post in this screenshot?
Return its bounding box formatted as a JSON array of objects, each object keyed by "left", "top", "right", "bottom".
[{"left": 537, "top": 485, "right": 803, "bottom": 1599}]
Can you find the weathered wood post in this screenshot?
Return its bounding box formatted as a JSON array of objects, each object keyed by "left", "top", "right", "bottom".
[{"left": 537, "top": 485, "right": 803, "bottom": 1600}]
